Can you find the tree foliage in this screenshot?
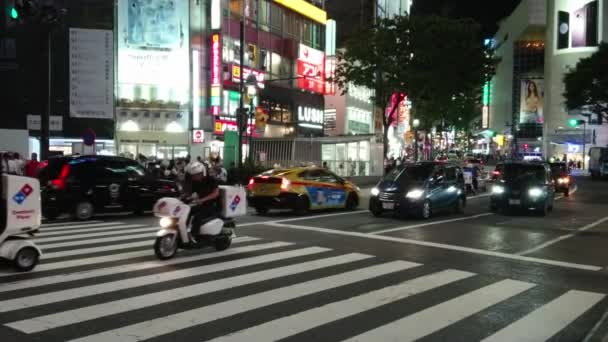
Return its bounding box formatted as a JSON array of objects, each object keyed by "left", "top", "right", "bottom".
[
  {"left": 336, "top": 14, "right": 494, "bottom": 157},
  {"left": 563, "top": 42, "right": 608, "bottom": 122}
]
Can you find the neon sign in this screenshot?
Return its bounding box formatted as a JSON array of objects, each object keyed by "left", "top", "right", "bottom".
[
  {"left": 210, "top": 33, "right": 221, "bottom": 116},
  {"left": 297, "top": 44, "right": 325, "bottom": 94}
]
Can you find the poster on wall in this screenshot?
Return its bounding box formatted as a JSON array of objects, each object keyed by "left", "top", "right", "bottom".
[
  {"left": 117, "top": 0, "right": 189, "bottom": 104},
  {"left": 69, "top": 29, "right": 114, "bottom": 119},
  {"left": 519, "top": 79, "right": 544, "bottom": 124},
  {"left": 555, "top": 0, "right": 601, "bottom": 53}
]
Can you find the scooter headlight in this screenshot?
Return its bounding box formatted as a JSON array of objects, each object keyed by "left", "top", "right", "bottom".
[{"left": 159, "top": 217, "right": 175, "bottom": 228}]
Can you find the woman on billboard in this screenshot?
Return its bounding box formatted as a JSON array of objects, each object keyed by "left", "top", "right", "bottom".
[{"left": 521, "top": 80, "right": 544, "bottom": 124}]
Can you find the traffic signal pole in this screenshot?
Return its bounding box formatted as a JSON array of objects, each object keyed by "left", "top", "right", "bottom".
[
  {"left": 237, "top": 20, "right": 244, "bottom": 168},
  {"left": 41, "top": 30, "right": 51, "bottom": 161}
]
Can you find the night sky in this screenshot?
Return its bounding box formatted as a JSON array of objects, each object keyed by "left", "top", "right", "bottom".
[{"left": 411, "top": 0, "right": 522, "bottom": 37}]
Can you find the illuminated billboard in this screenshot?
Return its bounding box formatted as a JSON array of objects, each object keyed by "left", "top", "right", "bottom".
[
  {"left": 116, "top": 0, "right": 190, "bottom": 104},
  {"left": 555, "top": 0, "right": 603, "bottom": 54},
  {"left": 297, "top": 44, "right": 326, "bottom": 94},
  {"left": 519, "top": 79, "right": 544, "bottom": 124}
]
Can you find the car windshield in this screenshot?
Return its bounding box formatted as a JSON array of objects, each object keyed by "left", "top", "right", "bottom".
[
  {"left": 503, "top": 164, "right": 546, "bottom": 182},
  {"left": 384, "top": 165, "right": 434, "bottom": 183}
]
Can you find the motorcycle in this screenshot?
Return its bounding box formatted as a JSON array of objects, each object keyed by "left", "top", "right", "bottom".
[
  {"left": 0, "top": 175, "right": 42, "bottom": 271},
  {"left": 152, "top": 197, "right": 235, "bottom": 260}
]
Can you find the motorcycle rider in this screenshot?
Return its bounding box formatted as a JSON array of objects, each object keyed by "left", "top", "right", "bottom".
[{"left": 185, "top": 162, "right": 220, "bottom": 240}]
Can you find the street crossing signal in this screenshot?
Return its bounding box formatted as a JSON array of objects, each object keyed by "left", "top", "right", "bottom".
[
  {"left": 568, "top": 119, "right": 585, "bottom": 127},
  {"left": 10, "top": 7, "right": 18, "bottom": 19}
]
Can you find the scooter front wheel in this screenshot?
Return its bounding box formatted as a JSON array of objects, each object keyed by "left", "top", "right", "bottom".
[
  {"left": 154, "top": 235, "right": 178, "bottom": 260},
  {"left": 14, "top": 246, "right": 40, "bottom": 272}
]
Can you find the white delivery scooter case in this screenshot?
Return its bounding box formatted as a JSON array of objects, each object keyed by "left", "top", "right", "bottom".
[
  {"left": 0, "top": 175, "right": 42, "bottom": 260},
  {"left": 218, "top": 185, "right": 247, "bottom": 218}
]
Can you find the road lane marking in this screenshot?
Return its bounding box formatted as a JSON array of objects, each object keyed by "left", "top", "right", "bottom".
[
  {"left": 239, "top": 210, "right": 368, "bottom": 227},
  {"left": 517, "top": 215, "right": 608, "bottom": 256},
  {"left": 482, "top": 290, "right": 606, "bottom": 342},
  {"left": 41, "top": 220, "right": 104, "bottom": 228},
  {"left": 39, "top": 232, "right": 156, "bottom": 249},
  {"left": 0, "top": 237, "right": 266, "bottom": 283},
  {"left": 38, "top": 224, "right": 151, "bottom": 236},
  {"left": 370, "top": 213, "right": 494, "bottom": 235},
  {"left": 42, "top": 241, "right": 152, "bottom": 259},
  {"left": 210, "top": 269, "right": 474, "bottom": 342},
  {"left": 61, "top": 260, "right": 414, "bottom": 342},
  {"left": 0, "top": 247, "right": 330, "bottom": 314},
  {"left": 35, "top": 225, "right": 148, "bottom": 243},
  {"left": 40, "top": 222, "right": 125, "bottom": 232},
  {"left": 554, "top": 184, "right": 578, "bottom": 200},
  {"left": 468, "top": 193, "right": 492, "bottom": 199},
  {"left": 8, "top": 253, "right": 378, "bottom": 334},
  {"left": 268, "top": 222, "right": 602, "bottom": 271},
  {"left": 344, "top": 279, "right": 535, "bottom": 342}
]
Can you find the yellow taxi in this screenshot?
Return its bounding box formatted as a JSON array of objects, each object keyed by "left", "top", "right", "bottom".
[{"left": 247, "top": 167, "right": 361, "bottom": 214}]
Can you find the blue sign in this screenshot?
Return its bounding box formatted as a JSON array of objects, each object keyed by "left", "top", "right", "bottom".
[{"left": 306, "top": 187, "right": 346, "bottom": 207}]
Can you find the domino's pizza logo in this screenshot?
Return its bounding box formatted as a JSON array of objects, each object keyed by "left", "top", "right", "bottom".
[
  {"left": 13, "top": 184, "right": 33, "bottom": 205},
  {"left": 230, "top": 195, "right": 241, "bottom": 211}
]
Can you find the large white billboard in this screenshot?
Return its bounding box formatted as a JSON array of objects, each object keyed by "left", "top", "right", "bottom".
[
  {"left": 116, "top": 0, "right": 189, "bottom": 104},
  {"left": 554, "top": 0, "right": 603, "bottom": 54}
]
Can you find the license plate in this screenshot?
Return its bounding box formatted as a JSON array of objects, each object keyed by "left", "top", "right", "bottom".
[
  {"left": 382, "top": 202, "right": 395, "bottom": 210},
  {"left": 509, "top": 199, "right": 521, "bottom": 205}
]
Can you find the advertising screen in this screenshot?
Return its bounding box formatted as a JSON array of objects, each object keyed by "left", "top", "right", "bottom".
[
  {"left": 117, "top": 0, "right": 189, "bottom": 104},
  {"left": 519, "top": 79, "right": 544, "bottom": 124},
  {"left": 555, "top": 0, "right": 602, "bottom": 53}
]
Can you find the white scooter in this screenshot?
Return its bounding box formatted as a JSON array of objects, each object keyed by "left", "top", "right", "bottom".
[
  {"left": 0, "top": 174, "right": 42, "bottom": 271},
  {"left": 152, "top": 197, "right": 235, "bottom": 260}
]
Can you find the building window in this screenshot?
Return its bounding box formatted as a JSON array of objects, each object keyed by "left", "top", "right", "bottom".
[
  {"left": 258, "top": 0, "right": 270, "bottom": 31},
  {"left": 270, "top": 2, "right": 282, "bottom": 34}
]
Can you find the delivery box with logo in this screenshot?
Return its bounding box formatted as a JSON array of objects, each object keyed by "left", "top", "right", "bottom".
[{"left": 219, "top": 185, "right": 247, "bottom": 218}]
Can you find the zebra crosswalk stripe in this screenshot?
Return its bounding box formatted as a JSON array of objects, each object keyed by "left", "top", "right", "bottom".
[
  {"left": 0, "top": 237, "right": 269, "bottom": 292},
  {"left": 38, "top": 224, "right": 152, "bottom": 236},
  {"left": 35, "top": 225, "right": 149, "bottom": 243},
  {"left": 211, "top": 269, "right": 475, "bottom": 342},
  {"left": 481, "top": 290, "right": 606, "bottom": 342},
  {"left": 7, "top": 253, "right": 375, "bottom": 334},
  {"left": 63, "top": 260, "right": 418, "bottom": 342},
  {"left": 42, "top": 240, "right": 152, "bottom": 259},
  {"left": 39, "top": 232, "right": 155, "bottom": 249},
  {"left": 40, "top": 220, "right": 104, "bottom": 228},
  {"left": 344, "top": 279, "right": 536, "bottom": 342},
  {"left": 0, "top": 246, "right": 330, "bottom": 314}
]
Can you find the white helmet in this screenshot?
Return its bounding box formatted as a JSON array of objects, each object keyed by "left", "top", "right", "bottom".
[{"left": 187, "top": 161, "right": 207, "bottom": 176}]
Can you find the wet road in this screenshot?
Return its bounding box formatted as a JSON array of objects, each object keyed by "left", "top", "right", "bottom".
[{"left": 1, "top": 176, "right": 608, "bottom": 341}]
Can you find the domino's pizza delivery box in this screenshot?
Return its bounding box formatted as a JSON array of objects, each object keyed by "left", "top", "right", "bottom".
[
  {"left": 2, "top": 175, "right": 41, "bottom": 231},
  {"left": 219, "top": 185, "right": 247, "bottom": 218}
]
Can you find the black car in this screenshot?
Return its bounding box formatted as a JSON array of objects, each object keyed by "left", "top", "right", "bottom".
[
  {"left": 490, "top": 162, "right": 555, "bottom": 215},
  {"left": 549, "top": 162, "right": 572, "bottom": 196},
  {"left": 38, "top": 155, "right": 178, "bottom": 220},
  {"left": 369, "top": 162, "right": 466, "bottom": 219}
]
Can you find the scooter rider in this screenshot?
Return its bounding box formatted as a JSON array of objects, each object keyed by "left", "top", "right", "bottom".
[{"left": 185, "top": 162, "right": 220, "bottom": 240}]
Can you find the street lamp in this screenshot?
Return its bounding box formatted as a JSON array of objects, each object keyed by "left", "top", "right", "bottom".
[{"left": 413, "top": 119, "right": 420, "bottom": 161}]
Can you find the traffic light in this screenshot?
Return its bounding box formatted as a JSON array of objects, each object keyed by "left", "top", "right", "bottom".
[
  {"left": 568, "top": 119, "right": 585, "bottom": 127},
  {"left": 10, "top": 7, "right": 18, "bottom": 19}
]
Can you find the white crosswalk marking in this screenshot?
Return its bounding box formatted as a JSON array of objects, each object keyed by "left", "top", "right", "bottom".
[
  {"left": 0, "top": 237, "right": 268, "bottom": 292},
  {"left": 65, "top": 260, "right": 418, "bottom": 342},
  {"left": 481, "top": 290, "right": 606, "bottom": 342},
  {"left": 212, "top": 269, "right": 475, "bottom": 342},
  {"left": 0, "top": 247, "right": 330, "bottom": 314},
  {"left": 40, "top": 220, "right": 104, "bottom": 228},
  {"left": 35, "top": 225, "right": 148, "bottom": 243},
  {"left": 344, "top": 279, "right": 536, "bottom": 342},
  {"left": 1, "top": 219, "right": 604, "bottom": 342},
  {"left": 38, "top": 224, "right": 150, "bottom": 236},
  {"left": 8, "top": 253, "right": 375, "bottom": 334},
  {"left": 40, "top": 221, "right": 122, "bottom": 231}
]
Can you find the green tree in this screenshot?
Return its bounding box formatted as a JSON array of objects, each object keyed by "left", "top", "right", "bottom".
[
  {"left": 563, "top": 42, "right": 608, "bottom": 122},
  {"left": 336, "top": 15, "right": 494, "bottom": 158}
]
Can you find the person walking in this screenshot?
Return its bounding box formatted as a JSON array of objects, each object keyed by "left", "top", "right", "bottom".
[{"left": 25, "top": 153, "right": 39, "bottom": 177}]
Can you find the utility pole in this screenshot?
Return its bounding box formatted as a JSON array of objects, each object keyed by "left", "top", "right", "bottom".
[
  {"left": 41, "top": 30, "right": 51, "bottom": 160},
  {"left": 237, "top": 20, "right": 245, "bottom": 168}
]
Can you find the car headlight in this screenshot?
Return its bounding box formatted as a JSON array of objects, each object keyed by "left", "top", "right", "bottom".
[
  {"left": 159, "top": 217, "right": 175, "bottom": 228},
  {"left": 557, "top": 177, "right": 569, "bottom": 184},
  {"left": 528, "top": 187, "right": 543, "bottom": 197},
  {"left": 492, "top": 185, "right": 505, "bottom": 194},
  {"left": 371, "top": 188, "right": 380, "bottom": 196},
  {"left": 405, "top": 189, "right": 425, "bottom": 199}
]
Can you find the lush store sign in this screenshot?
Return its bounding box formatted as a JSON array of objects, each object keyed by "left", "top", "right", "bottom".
[
  {"left": 297, "top": 106, "right": 324, "bottom": 130},
  {"left": 210, "top": 33, "right": 221, "bottom": 116},
  {"left": 297, "top": 44, "right": 325, "bottom": 94}
]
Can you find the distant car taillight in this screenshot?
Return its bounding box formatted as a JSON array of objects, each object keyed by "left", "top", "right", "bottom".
[
  {"left": 248, "top": 178, "right": 255, "bottom": 191},
  {"left": 280, "top": 178, "right": 291, "bottom": 191},
  {"left": 48, "top": 164, "right": 70, "bottom": 190}
]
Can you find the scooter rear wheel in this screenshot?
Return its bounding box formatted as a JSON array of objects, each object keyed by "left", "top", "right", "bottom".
[
  {"left": 14, "top": 246, "right": 39, "bottom": 272},
  {"left": 214, "top": 236, "right": 232, "bottom": 251},
  {"left": 154, "top": 235, "right": 178, "bottom": 260}
]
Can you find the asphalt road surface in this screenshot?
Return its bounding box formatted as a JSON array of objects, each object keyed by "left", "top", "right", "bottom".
[{"left": 1, "top": 176, "right": 608, "bottom": 342}]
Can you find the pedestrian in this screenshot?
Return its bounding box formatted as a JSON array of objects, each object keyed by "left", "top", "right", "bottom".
[
  {"left": 25, "top": 153, "right": 39, "bottom": 177},
  {"left": 0, "top": 153, "right": 8, "bottom": 174},
  {"left": 577, "top": 160, "right": 582, "bottom": 169}
]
